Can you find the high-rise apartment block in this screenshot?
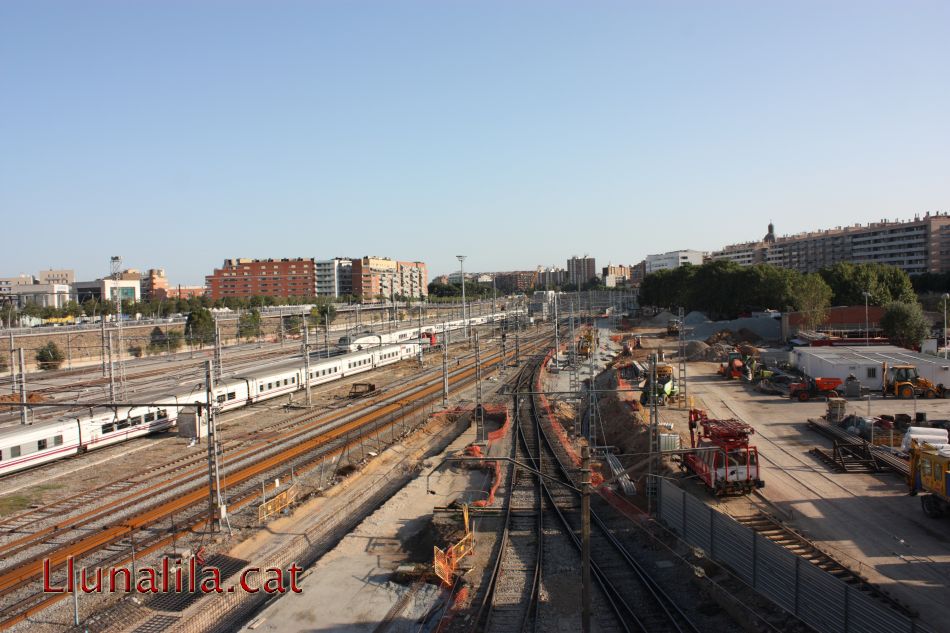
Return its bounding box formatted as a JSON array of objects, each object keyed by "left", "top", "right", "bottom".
[
  {"left": 206, "top": 258, "right": 316, "bottom": 300},
  {"left": 712, "top": 214, "right": 950, "bottom": 274},
  {"left": 566, "top": 256, "right": 596, "bottom": 287},
  {"left": 351, "top": 257, "right": 428, "bottom": 300},
  {"left": 315, "top": 258, "right": 353, "bottom": 298}
]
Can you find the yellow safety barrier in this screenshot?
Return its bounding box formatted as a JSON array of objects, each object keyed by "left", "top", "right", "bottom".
[{"left": 258, "top": 482, "right": 299, "bottom": 524}]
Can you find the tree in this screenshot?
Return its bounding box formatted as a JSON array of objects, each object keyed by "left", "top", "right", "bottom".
[
  {"left": 880, "top": 301, "right": 930, "bottom": 350},
  {"left": 185, "top": 308, "right": 215, "bottom": 347},
  {"left": 147, "top": 326, "right": 184, "bottom": 354},
  {"left": 36, "top": 341, "right": 65, "bottom": 370},
  {"left": 791, "top": 273, "right": 833, "bottom": 331},
  {"left": 819, "top": 262, "right": 916, "bottom": 306},
  {"left": 238, "top": 309, "right": 262, "bottom": 341},
  {"left": 311, "top": 301, "right": 337, "bottom": 326}
]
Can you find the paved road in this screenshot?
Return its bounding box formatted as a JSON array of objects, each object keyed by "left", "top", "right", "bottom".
[{"left": 687, "top": 363, "right": 950, "bottom": 630}]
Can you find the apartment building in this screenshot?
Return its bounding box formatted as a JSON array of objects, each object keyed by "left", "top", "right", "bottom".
[
  {"left": 140, "top": 268, "right": 170, "bottom": 300},
  {"left": 536, "top": 267, "right": 568, "bottom": 289},
  {"left": 206, "top": 258, "right": 316, "bottom": 300},
  {"left": 37, "top": 269, "right": 75, "bottom": 285},
  {"left": 566, "top": 256, "right": 596, "bottom": 287},
  {"left": 712, "top": 214, "right": 950, "bottom": 274},
  {"left": 315, "top": 258, "right": 353, "bottom": 298},
  {"left": 351, "top": 257, "right": 428, "bottom": 300},
  {"left": 644, "top": 250, "right": 705, "bottom": 274}
]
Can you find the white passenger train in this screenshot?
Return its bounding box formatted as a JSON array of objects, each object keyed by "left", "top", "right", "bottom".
[
  {"left": 0, "top": 341, "right": 422, "bottom": 477},
  {"left": 335, "top": 310, "right": 520, "bottom": 352}
]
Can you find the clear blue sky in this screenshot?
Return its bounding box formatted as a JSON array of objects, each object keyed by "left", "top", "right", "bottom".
[{"left": 2, "top": 1, "right": 948, "bottom": 284}]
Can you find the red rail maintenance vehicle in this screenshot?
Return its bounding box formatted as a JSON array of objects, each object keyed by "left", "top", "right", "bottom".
[{"left": 683, "top": 408, "right": 765, "bottom": 495}]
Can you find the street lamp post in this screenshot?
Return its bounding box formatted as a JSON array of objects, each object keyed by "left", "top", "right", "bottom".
[
  {"left": 862, "top": 291, "right": 871, "bottom": 346},
  {"left": 456, "top": 255, "right": 467, "bottom": 338}
]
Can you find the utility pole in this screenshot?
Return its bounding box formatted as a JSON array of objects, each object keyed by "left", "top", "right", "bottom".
[
  {"left": 515, "top": 325, "right": 520, "bottom": 367},
  {"left": 553, "top": 292, "right": 560, "bottom": 369},
  {"left": 213, "top": 318, "right": 223, "bottom": 382},
  {"left": 111, "top": 256, "right": 125, "bottom": 401},
  {"left": 100, "top": 315, "right": 106, "bottom": 376},
  {"left": 10, "top": 332, "right": 17, "bottom": 396},
  {"left": 18, "top": 348, "right": 27, "bottom": 425},
  {"left": 581, "top": 445, "right": 592, "bottom": 633},
  {"left": 586, "top": 338, "right": 597, "bottom": 443},
  {"left": 417, "top": 303, "right": 424, "bottom": 366},
  {"left": 107, "top": 332, "right": 116, "bottom": 403},
  {"left": 648, "top": 354, "right": 659, "bottom": 513},
  {"left": 677, "top": 306, "right": 687, "bottom": 407},
  {"left": 323, "top": 311, "right": 330, "bottom": 359},
  {"left": 205, "top": 360, "right": 226, "bottom": 533},
  {"left": 442, "top": 321, "right": 449, "bottom": 407},
  {"left": 457, "top": 255, "right": 468, "bottom": 338},
  {"left": 303, "top": 321, "right": 312, "bottom": 406},
  {"left": 475, "top": 330, "right": 482, "bottom": 440},
  {"left": 279, "top": 308, "right": 285, "bottom": 348}
]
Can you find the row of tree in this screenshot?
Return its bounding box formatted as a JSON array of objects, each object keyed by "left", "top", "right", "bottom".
[
  {"left": 639, "top": 260, "right": 931, "bottom": 347},
  {"left": 639, "top": 261, "right": 917, "bottom": 319}
]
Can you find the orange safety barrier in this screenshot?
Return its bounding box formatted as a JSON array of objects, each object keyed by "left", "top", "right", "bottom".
[{"left": 433, "top": 505, "right": 475, "bottom": 586}]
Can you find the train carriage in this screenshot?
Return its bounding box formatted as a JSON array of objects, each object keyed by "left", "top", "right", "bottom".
[{"left": 0, "top": 419, "right": 81, "bottom": 476}]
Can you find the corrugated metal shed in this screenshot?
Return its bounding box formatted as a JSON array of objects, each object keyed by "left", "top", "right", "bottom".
[{"left": 793, "top": 345, "right": 950, "bottom": 388}]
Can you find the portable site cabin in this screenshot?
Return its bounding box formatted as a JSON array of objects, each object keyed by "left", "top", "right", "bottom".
[{"left": 793, "top": 345, "right": 950, "bottom": 390}]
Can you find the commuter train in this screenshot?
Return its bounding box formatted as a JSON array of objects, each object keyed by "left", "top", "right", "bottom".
[
  {"left": 0, "top": 341, "right": 423, "bottom": 478},
  {"left": 335, "top": 310, "right": 519, "bottom": 352}
]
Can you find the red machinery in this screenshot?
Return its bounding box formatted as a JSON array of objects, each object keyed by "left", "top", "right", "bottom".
[
  {"left": 717, "top": 351, "right": 744, "bottom": 380},
  {"left": 683, "top": 409, "right": 764, "bottom": 495},
  {"left": 419, "top": 331, "right": 437, "bottom": 347},
  {"left": 788, "top": 376, "right": 842, "bottom": 401}
]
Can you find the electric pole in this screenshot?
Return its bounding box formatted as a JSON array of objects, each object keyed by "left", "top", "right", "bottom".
[
  {"left": 442, "top": 321, "right": 449, "bottom": 407},
  {"left": 18, "top": 349, "right": 27, "bottom": 425},
  {"left": 581, "top": 445, "right": 592, "bottom": 633},
  {"left": 303, "top": 321, "right": 312, "bottom": 406}
]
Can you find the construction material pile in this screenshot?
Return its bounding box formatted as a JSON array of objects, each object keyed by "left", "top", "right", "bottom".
[
  {"left": 705, "top": 328, "right": 762, "bottom": 345},
  {"left": 685, "top": 340, "right": 737, "bottom": 362},
  {"left": 645, "top": 310, "right": 676, "bottom": 326},
  {"left": 902, "top": 426, "right": 950, "bottom": 456}
]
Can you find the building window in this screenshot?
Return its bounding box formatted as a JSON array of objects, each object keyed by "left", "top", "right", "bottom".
[{"left": 866, "top": 368, "right": 877, "bottom": 379}]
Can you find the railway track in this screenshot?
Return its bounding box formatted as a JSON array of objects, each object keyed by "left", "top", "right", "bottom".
[
  {"left": 733, "top": 510, "right": 915, "bottom": 617},
  {"left": 477, "top": 363, "right": 542, "bottom": 633},
  {"left": 476, "top": 355, "right": 702, "bottom": 633},
  {"left": 0, "top": 343, "right": 492, "bottom": 541},
  {"left": 0, "top": 336, "right": 548, "bottom": 631}
]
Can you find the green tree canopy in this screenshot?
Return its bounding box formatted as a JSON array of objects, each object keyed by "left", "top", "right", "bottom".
[
  {"left": 880, "top": 301, "right": 930, "bottom": 349},
  {"left": 818, "top": 262, "right": 916, "bottom": 306},
  {"left": 185, "top": 308, "right": 215, "bottom": 347},
  {"left": 36, "top": 341, "right": 65, "bottom": 370},
  {"left": 238, "top": 309, "right": 261, "bottom": 341},
  {"left": 790, "top": 273, "right": 833, "bottom": 331}
]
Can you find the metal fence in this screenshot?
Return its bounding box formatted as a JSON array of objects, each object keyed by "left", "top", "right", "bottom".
[{"left": 658, "top": 479, "right": 926, "bottom": 633}]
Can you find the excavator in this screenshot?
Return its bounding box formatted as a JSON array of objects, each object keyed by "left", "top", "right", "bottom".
[{"left": 882, "top": 362, "right": 946, "bottom": 399}]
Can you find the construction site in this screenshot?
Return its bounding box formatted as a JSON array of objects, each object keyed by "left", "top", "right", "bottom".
[{"left": 1, "top": 297, "right": 948, "bottom": 633}]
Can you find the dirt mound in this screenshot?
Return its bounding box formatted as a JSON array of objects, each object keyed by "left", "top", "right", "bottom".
[
  {"left": 685, "top": 340, "right": 710, "bottom": 361},
  {"left": 705, "top": 330, "right": 735, "bottom": 345},
  {"left": 736, "top": 328, "right": 762, "bottom": 343},
  {"left": 0, "top": 392, "right": 45, "bottom": 404},
  {"left": 646, "top": 310, "right": 675, "bottom": 326}
]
